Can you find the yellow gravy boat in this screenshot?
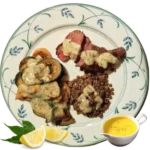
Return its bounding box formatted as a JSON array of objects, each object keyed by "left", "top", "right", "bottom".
[{"left": 101, "top": 113, "right": 147, "bottom": 146}]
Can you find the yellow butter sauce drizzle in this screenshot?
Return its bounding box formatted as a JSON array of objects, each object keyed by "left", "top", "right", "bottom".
[{"left": 103, "top": 117, "right": 138, "bottom": 136}]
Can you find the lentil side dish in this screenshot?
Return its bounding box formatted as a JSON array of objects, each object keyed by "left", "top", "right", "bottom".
[{"left": 68, "top": 73, "right": 114, "bottom": 118}]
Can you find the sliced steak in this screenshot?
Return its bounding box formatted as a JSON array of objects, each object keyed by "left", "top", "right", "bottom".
[
  {"left": 80, "top": 63, "right": 105, "bottom": 73},
  {"left": 82, "top": 36, "right": 92, "bottom": 50},
  {"left": 56, "top": 30, "right": 85, "bottom": 62},
  {"left": 74, "top": 35, "right": 90, "bottom": 63},
  {"left": 76, "top": 44, "right": 107, "bottom": 67},
  {"left": 65, "top": 30, "right": 85, "bottom": 45},
  {"left": 110, "top": 47, "right": 126, "bottom": 59},
  {"left": 78, "top": 47, "right": 126, "bottom": 73},
  {"left": 76, "top": 39, "right": 107, "bottom": 66},
  {"left": 56, "top": 44, "right": 70, "bottom": 62},
  {"left": 56, "top": 30, "right": 126, "bottom": 73}
]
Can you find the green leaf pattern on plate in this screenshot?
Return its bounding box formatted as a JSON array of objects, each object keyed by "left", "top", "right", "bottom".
[
  {"left": 18, "top": 104, "right": 27, "bottom": 119},
  {"left": 71, "top": 133, "right": 84, "bottom": 143},
  {"left": 122, "top": 101, "right": 137, "bottom": 111},
  {"left": 9, "top": 46, "right": 24, "bottom": 56},
  {"left": 114, "top": 107, "right": 119, "bottom": 114}
]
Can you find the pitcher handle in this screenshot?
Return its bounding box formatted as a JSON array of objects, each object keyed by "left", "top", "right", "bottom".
[
  {"left": 0, "top": 56, "right": 2, "bottom": 97},
  {"left": 136, "top": 113, "right": 147, "bottom": 125}
]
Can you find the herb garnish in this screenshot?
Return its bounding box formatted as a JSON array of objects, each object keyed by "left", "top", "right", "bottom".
[{"left": 0, "top": 121, "right": 35, "bottom": 145}]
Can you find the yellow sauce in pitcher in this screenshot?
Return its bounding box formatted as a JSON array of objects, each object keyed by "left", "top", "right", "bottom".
[{"left": 103, "top": 117, "right": 138, "bottom": 136}]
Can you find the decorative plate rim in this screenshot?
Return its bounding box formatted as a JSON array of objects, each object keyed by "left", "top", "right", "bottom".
[{"left": 0, "top": 2, "right": 150, "bottom": 148}]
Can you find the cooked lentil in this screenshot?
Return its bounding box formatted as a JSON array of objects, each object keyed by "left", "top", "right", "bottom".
[{"left": 68, "top": 73, "right": 114, "bottom": 118}]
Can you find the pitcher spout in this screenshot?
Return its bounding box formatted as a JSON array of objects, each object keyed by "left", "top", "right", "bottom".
[{"left": 100, "top": 133, "right": 111, "bottom": 138}]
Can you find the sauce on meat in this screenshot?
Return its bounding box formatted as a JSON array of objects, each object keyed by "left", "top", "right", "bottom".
[
  {"left": 62, "top": 39, "right": 81, "bottom": 59},
  {"left": 81, "top": 50, "right": 118, "bottom": 68}
]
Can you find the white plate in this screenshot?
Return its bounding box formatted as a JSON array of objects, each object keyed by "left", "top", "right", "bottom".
[{"left": 0, "top": 3, "right": 149, "bottom": 147}]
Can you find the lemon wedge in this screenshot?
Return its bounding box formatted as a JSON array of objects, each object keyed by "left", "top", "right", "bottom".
[
  {"left": 45, "top": 126, "right": 68, "bottom": 143},
  {"left": 20, "top": 125, "right": 46, "bottom": 148}
]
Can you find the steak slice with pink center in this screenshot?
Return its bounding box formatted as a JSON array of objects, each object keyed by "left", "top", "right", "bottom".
[
  {"left": 56, "top": 44, "right": 70, "bottom": 62},
  {"left": 65, "top": 30, "right": 85, "bottom": 45},
  {"left": 56, "top": 30, "right": 126, "bottom": 73},
  {"left": 56, "top": 30, "right": 85, "bottom": 62}
]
